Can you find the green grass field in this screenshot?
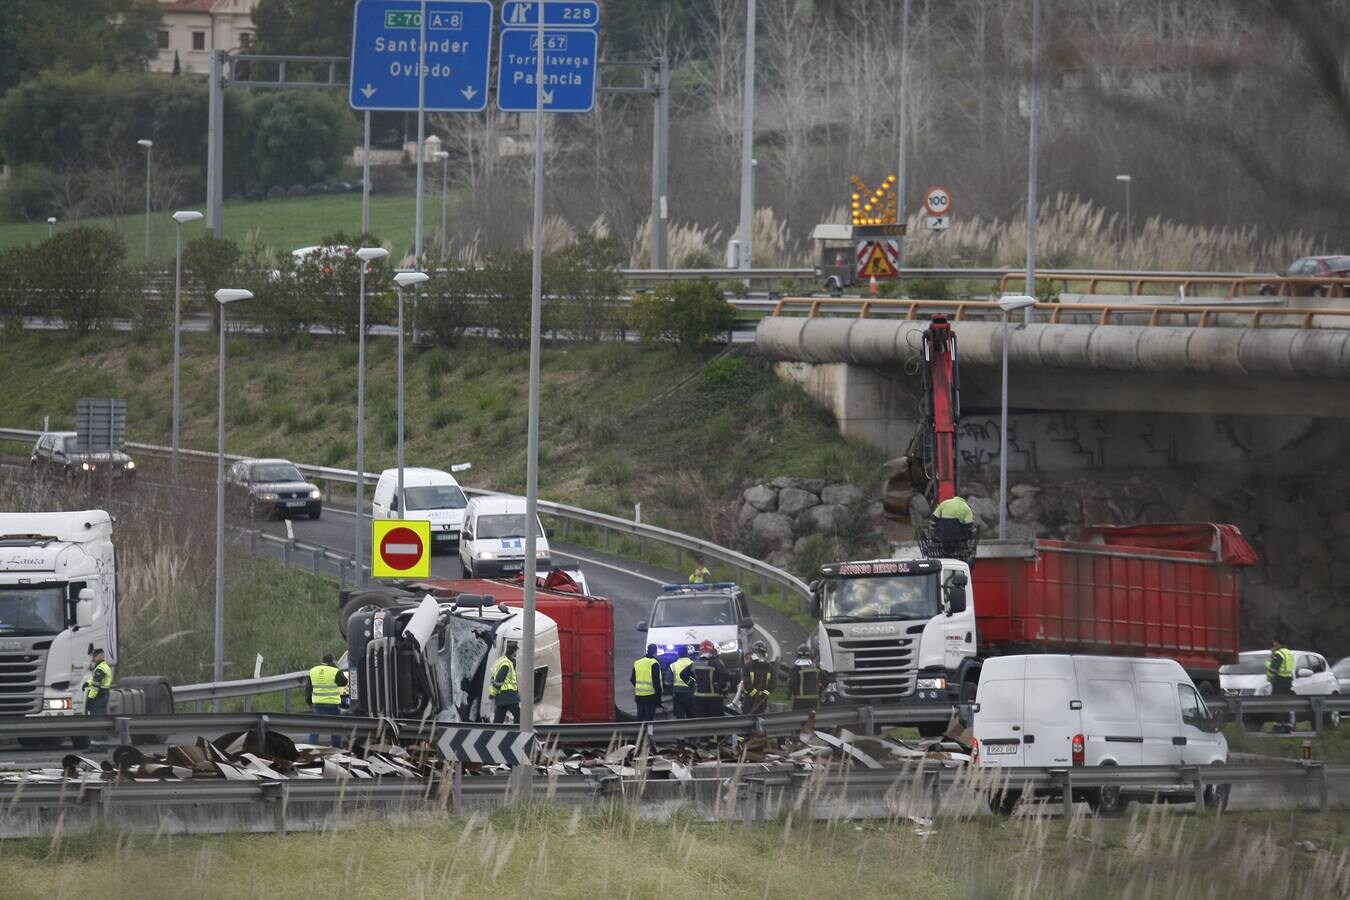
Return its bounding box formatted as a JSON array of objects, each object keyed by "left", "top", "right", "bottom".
[
  {"left": 2, "top": 806, "right": 1345, "bottom": 899},
  {"left": 0, "top": 192, "right": 428, "bottom": 261}
]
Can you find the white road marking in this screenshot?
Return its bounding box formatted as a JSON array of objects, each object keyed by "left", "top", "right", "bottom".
[
  {"left": 559, "top": 549, "right": 782, "bottom": 660},
  {"left": 285, "top": 519, "right": 295, "bottom": 541}
]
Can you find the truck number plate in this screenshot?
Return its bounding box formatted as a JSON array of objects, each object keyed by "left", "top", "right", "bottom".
[
  {"left": 984, "top": 742, "right": 1019, "bottom": 755},
  {"left": 285, "top": 500, "right": 305, "bottom": 508}
]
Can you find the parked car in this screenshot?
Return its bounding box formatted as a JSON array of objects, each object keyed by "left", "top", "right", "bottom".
[
  {"left": 1334, "top": 657, "right": 1350, "bottom": 694},
  {"left": 638, "top": 582, "right": 755, "bottom": 685},
  {"left": 1261, "top": 256, "right": 1350, "bottom": 296},
  {"left": 29, "top": 431, "right": 135, "bottom": 481},
  {"left": 1221, "top": 649, "right": 1341, "bottom": 730},
  {"left": 373, "top": 467, "right": 469, "bottom": 552},
  {"left": 459, "top": 494, "right": 550, "bottom": 576},
  {"left": 973, "top": 654, "right": 1229, "bottom": 815},
  {"left": 225, "top": 458, "right": 321, "bottom": 519}
]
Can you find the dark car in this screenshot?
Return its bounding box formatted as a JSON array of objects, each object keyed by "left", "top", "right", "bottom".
[
  {"left": 1262, "top": 256, "right": 1350, "bottom": 297},
  {"left": 30, "top": 431, "right": 136, "bottom": 481},
  {"left": 226, "top": 458, "right": 322, "bottom": 519}
]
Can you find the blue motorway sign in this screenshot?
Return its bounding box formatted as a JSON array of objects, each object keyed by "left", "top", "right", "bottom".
[
  {"left": 496, "top": 27, "right": 599, "bottom": 113},
  {"left": 501, "top": 0, "right": 600, "bottom": 29},
  {"left": 349, "top": 0, "right": 493, "bottom": 111}
]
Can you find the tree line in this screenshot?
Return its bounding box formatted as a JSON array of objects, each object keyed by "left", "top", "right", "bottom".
[{"left": 0, "top": 226, "right": 737, "bottom": 352}]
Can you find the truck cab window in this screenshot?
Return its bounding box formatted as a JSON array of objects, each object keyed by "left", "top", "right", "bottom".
[
  {"left": 821, "top": 575, "right": 938, "bottom": 621},
  {"left": 0, "top": 586, "right": 66, "bottom": 635}
]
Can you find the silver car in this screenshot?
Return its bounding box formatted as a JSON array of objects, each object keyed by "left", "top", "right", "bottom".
[{"left": 1334, "top": 657, "right": 1350, "bottom": 694}]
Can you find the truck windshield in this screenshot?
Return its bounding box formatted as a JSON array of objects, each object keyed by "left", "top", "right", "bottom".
[
  {"left": 477, "top": 513, "right": 542, "bottom": 539},
  {"left": 404, "top": 485, "right": 468, "bottom": 511},
  {"left": 651, "top": 596, "right": 735, "bottom": 628},
  {"left": 0, "top": 586, "right": 65, "bottom": 635},
  {"left": 821, "top": 575, "right": 938, "bottom": 622}
]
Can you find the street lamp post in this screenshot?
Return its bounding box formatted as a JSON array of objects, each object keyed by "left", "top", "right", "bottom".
[
  {"left": 393, "top": 271, "right": 429, "bottom": 521},
  {"left": 354, "top": 246, "right": 390, "bottom": 582},
  {"left": 434, "top": 150, "right": 449, "bottom": 260},
  {"left": 212, "top": 288, "right": 253, "bottom": 711},
  {"left": 996, "top": 294, "right": 1037, "bottom": 541},
  {"left": 171, "top": 211, "right": 204, "bottom": 483},
  {"left": 1115, "top": 174, "right": 1132, "bottom": 237},
  {"left": 46, "top": 217, "right": 56, "bottom": 238},
  {"left": 137, "top": 139, "right": 153, "bottom": 258}
]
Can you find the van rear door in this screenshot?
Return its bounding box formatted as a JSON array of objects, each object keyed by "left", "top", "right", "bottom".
[
  {"left": 1021, "top": 656, "right": 1077, "bottom": 767},
  {"left": 975, "top": 658, "right": 1026, "bottom": 766}
]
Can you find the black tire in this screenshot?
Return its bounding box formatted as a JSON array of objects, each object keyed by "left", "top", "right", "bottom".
[
  {"left": 70, "top": 736, "right": 91, "bottom": 750},
  {"left": 309, "top": 509, "right": 321, "bottom": 520},
  {"left": 338, "top": 588, "right": 408, "bottom": 640},
  {"left": 117, "top": 676, "right": 174, "bottom": 744},
  {"left": 917, "top": 722, "right": 947, "bottom": 738},
  {"left": 1203, "top": 781, "right": 1230, "bottom": 813},
  {"left": 989, "top": 790, "right": 1021, "bottom": 816},
  {"left": 1089, "top": 785, "right": 1126, "bottom": 817}
]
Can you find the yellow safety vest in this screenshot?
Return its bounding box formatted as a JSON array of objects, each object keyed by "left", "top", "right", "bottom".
[
  {"left": 689, "top": 566, "right": 709, "bottom": 583},
  {"left": 491, "top": 656, "right": 518, "bottom": 697},
  {"left": 670, "top": 657, "right": 694, "bottom": 693},
  {"left": 633, "top": 657, "right": 659, "bottom": 698},
  {"left": 85, "top": 660, "right": 113, "bottom": 700},
  {"left": 309, "top": 664, "right": 342, "bottom": 705},
  {"left": 1267, "top": 647, "right": 1295, "bottom": 680}
]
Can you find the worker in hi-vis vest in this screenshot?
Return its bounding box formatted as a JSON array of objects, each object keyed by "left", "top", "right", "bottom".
[
  {"left": 669, "top": 646, "right": 697, "bottom": 719},
  {"left": 491, "top": 643, "right": 521, "bottom": 724},
  {"left": 1267, "top": 636, "right": 1297, "bottom": 733},
  {"left": 307, "top": 653, "right": 348, "bottom": 747},
  {"left": 632, "top": 643, "right": 664, "bottom": 722}
]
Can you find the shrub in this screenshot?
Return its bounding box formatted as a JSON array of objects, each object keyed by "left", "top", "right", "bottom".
[
  {"left": 628, "top": 278, "right": 737, "bottom": 352},
  {"left": 703, "top": 355, "right": 748, "bottom": 387},
  {"left": 26, "top": 226, "right": 131, "bottom": 334},
  {"left": 544, "top": 234, "right": 626, "bottom": 341}
]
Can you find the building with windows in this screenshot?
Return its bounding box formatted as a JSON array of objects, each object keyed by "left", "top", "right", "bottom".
[{"left": 147, "top": 0, "right": 257, "bottom": 73}]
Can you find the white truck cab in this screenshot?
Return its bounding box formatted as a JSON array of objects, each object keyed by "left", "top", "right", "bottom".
[
  {"left": 811, "top": 558, "right": 972, "bottom": 717},
  {"left": 0, "top": 511, "right": 117, "bottom": 720},
  {"left": 973, "top": 654, "right": 1229, "bottom": 814}
]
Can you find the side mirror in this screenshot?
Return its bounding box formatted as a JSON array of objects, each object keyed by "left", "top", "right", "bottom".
[
  {"left": 1296, "top": 667, "right": 1313, "bottom": 679},
  {"left": 951, "top": 572, "right": 969, "bottom": 587},
  {"left": 546, "top": 528, "right": 555, "bottom": 539},
  {"left": 75, "top": 588, "right": 94, "bottom": 628},
  {"left": 636, "top": 622, "right": 648, "bottom": 632},
  {"left": 946, "top": 584, "right": 967, "bottom": 615},
  {"left": 742, "top": 617, "right": 755, "bottom": 631},
  {"left": 810, "top": 596, "right": 822, "bottom": 619}
]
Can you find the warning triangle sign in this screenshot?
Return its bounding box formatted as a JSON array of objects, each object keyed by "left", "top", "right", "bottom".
[{"left": 857, "top": 242, "right": 898, "bottom": 279}]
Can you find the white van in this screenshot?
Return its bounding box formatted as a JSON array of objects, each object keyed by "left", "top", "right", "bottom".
[
  {"left": 371, "top": 467, "right": 468, "bottom": 551},
  {"left": 459, "top": 495, "right": 551, "bottom": 578},
  {"left": 973, "top": 654, "right": 1229, "bottom": 815}
]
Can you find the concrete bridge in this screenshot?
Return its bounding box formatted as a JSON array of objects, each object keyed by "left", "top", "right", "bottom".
[{"left": 754, "top": 301, "right": 1350, "bottom": 473}]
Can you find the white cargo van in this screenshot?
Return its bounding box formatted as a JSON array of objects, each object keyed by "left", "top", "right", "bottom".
[
  {"left": 973, "top": 654, "right": 1229, "bottom": 815},
  {"left": 459, "top": 495, "right": 551, "bottom": 578},
  {"left": 371, "top": 467, "right": 468, "bottom": 551}
]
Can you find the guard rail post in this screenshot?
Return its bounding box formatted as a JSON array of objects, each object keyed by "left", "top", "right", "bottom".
[
  {"left": 930, "top": 765, "right": 942, "bottom": 818},
  {"left": 1311, "top": 761, "right": 1329, "bottom": 813},
  {"left": 283, "top": 688, "right": 292, "bottom": 713},
  {"left": 861, "top": 705, "right": 875, "bottom": 736},
  {"left": 1186, "top": 767, "right": 1204, "bottom": 812},
  {"left": 256, "top": 714, "right": 269, "bottom": 752},
  {"left": 261, "top": 780, "right": 287, "bottom": 833},
  {"left": 283, "top": 540, "right": 293, "bottom": 566},
  {"left": 1054, "top": 769, "right": 1073, "bottom": 820},
  {"left": 1311, "top": 696, "right": 1324, "bottom": 734},
  {"left": 250, "top": 530, "right": 258, "bottom": 555},
  {"left": 114, "top": 716, "right": 132, "bottom": 747}
]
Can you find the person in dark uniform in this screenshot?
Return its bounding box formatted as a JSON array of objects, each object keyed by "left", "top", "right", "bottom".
[
  {"left": 691, "top": 639, "right": 731, "bottom": 718},
  {"left": 743, "top": 640, "right": 776, "bottom": 715}
]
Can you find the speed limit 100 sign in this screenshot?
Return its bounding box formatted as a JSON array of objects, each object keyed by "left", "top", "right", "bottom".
[{"left": 923, "top": 186, "right": 952, "bottom": 216}]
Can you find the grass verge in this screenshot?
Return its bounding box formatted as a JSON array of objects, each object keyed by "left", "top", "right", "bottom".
[{"left": 0, "top": 806, "right": 1345, "bottom": 898}]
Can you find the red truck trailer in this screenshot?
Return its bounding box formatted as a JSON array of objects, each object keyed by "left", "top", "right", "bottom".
[{"left": 968, "top": 523, "right": 1255, "bottom": 694}]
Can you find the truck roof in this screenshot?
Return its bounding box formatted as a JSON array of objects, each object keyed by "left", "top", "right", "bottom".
[{"left": 0, "top": 510, "right": 112, "bottom": 544}]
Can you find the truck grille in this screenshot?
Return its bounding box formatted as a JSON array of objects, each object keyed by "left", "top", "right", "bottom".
[
  {"left": 836, "top": 635, "right": 917, "bottom": 699},
  {"left": 0, "top": 649, "right": 46, "bottom": 715}
]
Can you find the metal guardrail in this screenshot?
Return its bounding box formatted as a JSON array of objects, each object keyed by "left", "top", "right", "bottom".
[{"left": 769, "top": 296, "right": 1350, "bottom": 329}]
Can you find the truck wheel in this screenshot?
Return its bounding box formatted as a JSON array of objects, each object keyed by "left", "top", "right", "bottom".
[
  {"left": 1088, "top": 785, "right": 1126, "bottom": 817},
  {"left": 117, "top": 676, "right": 175, "bottom": 744},
  {"left": 338, "top": 588, "right": 407, "bottom": 640}
]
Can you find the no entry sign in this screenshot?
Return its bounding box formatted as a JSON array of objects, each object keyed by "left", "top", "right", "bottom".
[{"left": 372, "top": 519, "right": 431, "bottom": 578}]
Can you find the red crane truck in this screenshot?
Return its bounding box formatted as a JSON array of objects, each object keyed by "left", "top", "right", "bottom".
[{"left": 810, "top": 316, "right": 1257, "bottom": 734}]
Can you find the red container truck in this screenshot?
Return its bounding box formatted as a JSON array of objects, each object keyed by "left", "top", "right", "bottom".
[{"left": 812, "top": 523, "right": 1257, "bottom": 734}]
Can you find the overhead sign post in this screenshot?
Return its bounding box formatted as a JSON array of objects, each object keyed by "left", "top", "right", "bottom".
[
  {"left": 372, "top": 519, "right": 431, "bottom": 578},
  {"left": 497, "top": 1, "right": 601, "bottom": 113},
  {"left": 349, "top": 0, "right": 493, "bottom": 111}
]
